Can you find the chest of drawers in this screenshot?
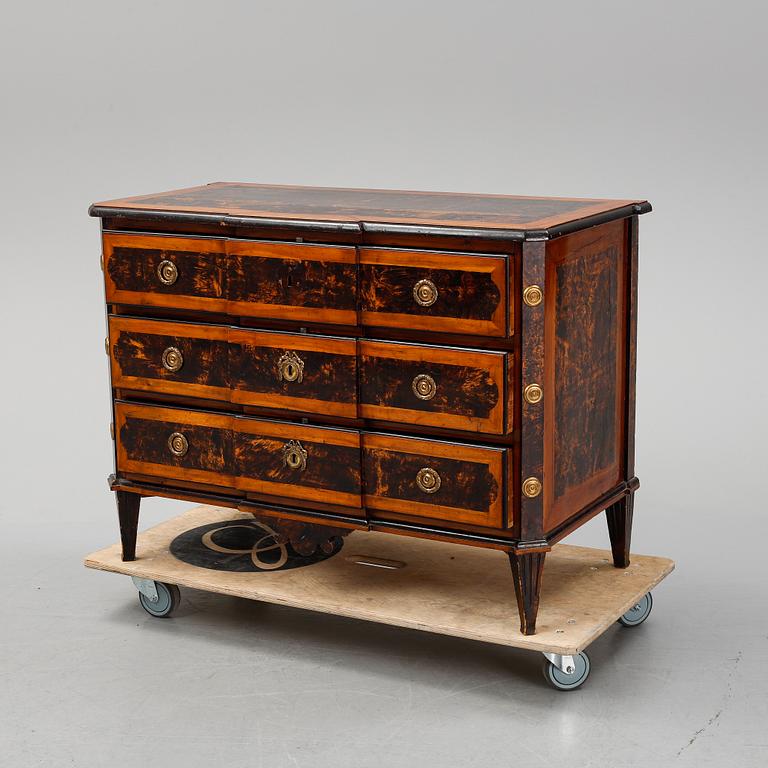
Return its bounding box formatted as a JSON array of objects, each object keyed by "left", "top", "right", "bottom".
[{"left": 91, "top": 182, "right": 651, "bottom": 635}]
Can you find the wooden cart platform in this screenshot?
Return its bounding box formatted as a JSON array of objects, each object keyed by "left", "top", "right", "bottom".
[{"left": 84, "top": 506, "right": 674, "bottom": 687}]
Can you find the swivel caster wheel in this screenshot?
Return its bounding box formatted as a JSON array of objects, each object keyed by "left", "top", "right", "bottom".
[
  {"left": 132, "top": 577, "right": 181, "bottom": 618},
  {"left": 542, "top": 651, "right": 591, "bottom": 691},
  {"left": 618, "top": 592, "right": 653, "bottom": 627}
]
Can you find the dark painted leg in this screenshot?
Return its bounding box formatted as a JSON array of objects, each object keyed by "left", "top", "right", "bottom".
[
  {"left": 116, "top": 490, "right": 141, "bottom": 562},
  {"left": 508, "top": 550, "right": 546, "bottom": 635},
  {"left": 606, "top": 493, "right": 634, "bottom": 568}
]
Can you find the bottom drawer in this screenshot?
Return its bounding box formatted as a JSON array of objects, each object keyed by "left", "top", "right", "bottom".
[
  {"left": 362, "top": 433, "right": 505, "bottom": 527},
  {"left": 115, "top": 402, "right": 363, "bottom": 509}
]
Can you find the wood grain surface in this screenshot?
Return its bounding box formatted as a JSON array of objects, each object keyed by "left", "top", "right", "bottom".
[
  {"left": 360, "top": 248, "right": 508, "bottom": 336},
  {"left": 358, "top": 340, "right": 507, "bottom": 434},
  {"left": 544, "top": 220, "right": 627, "bottom": 531},
  {"left": 362, "top": 433, "right": 505, "bottom": 527},
  {"left": 92, "top": 182, "right": 647, "bottom": 231}
]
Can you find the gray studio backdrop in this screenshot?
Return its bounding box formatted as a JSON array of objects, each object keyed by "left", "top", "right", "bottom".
[{"left": 1, "top": 1, "right": 766, "bottom": 767}]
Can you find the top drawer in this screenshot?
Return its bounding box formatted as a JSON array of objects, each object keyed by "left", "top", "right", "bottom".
[
  {"left": 104, "top": 234, "right": 509, "bottom": 337},
  {"left": 360, "top": 248, "right": 509, "bottom": 337},
  {"left": 103, "top": 233, "right": 357, "bottom": 325}
]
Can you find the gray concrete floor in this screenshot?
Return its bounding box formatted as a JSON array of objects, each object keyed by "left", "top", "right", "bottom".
[{"left": 1, "top": 500, "right": 765, "bottom": 768}]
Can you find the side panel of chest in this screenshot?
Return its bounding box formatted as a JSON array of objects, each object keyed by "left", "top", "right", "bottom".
[{"left": 543, "top": 219, "right": 629, "bottom": 532}]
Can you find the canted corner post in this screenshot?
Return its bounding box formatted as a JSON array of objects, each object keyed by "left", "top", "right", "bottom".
[
  {"left": 606, "top": 492, "right": 633, "bottom": 569},
  {"left": 508, "top": 548, "right": 547, "bottom": 635},
  {"left": 116, "top": 490, "right": 141, "bottom": 561},
  {"left": 608, "top": 214, "right": 641, "bottom": 570},
  {"left": 514, "top": 238, "right": 548, "bottom": 636}
]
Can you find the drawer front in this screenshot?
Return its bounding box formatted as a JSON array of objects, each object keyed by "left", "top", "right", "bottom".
[
  {"left": 233, "top": 419, "right": 362, "bottom": 508},
  {"left": 362, "top": 433, "right": 505, "bottom": 527},
  {"left": 116, "top": 403, "right": 234, "bottom": 487},
  {"left": 104, "top": 233, "right": 227, "bottom": 312},
  {"left": 109, "top": 317, "right": 230, "bottom": 401},
  {"left": 227, "top": 240, "right": 357, "bottom": 325},
  {"left": 229, "top": 329, "right": 357, "bottom": 418},
  {"left": 115, "top": 403, "right": 363, "bottom": 508},
  {"left": 109, "top": 318, "right": 357, "bottom": 419},
  {"left": 360, "top": 248, "right": 508, "bottom": 337},
  {"left": 359, "top": 340, "right": 508, "bottom": 434}
]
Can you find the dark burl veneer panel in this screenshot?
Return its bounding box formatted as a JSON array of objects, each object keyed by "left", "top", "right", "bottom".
[
  {"left": 120, "top": 417, "right": 231, "bottom": 473},
  {"left": 108, "top": 246, "right": 225, "bottom": 299},
  {"left": 545, "top": 219, "right": 627, "bottom": 530},
  {"left": 363, "top": 448, "right": 499, "bottom": 514},
  {"left": 114, "top": 330, "right": 229, "bottom": 389},
  {"left": 360, "top": 357, "right": 499, "bottom": 419},
  {"left": 229, "top": 256, "right": 357, "bottom": 311},
  {"left": 234, "top": 434, "right": 361, "bottom": 496},
  {"left": 230, "top": 343, "right": 357, "bottom": 405},
  {"left": 360, "top": 264, "right": 500, "bottom": 321}
]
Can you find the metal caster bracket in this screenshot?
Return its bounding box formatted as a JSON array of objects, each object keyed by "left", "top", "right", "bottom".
[
  {"left": 542, "top": 652, "right": 576, "bottom": 674},
  {"left": 132, "top": 576, "right": 159, "bottom": 603}
]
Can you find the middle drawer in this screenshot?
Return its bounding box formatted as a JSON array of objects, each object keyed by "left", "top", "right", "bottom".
[{"left": 109, "top": 317, "right": 511, "bottom": 434}]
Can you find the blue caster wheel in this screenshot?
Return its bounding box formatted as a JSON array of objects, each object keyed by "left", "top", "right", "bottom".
[
  {"left": 618, "top": 592, "right": 653, "bottom": 627},
  {"left": 137, "top": 581, "right": 181, "bottom": 618},
  {"left": 542, "top": 651, "right": 591, "bottom": 691}
]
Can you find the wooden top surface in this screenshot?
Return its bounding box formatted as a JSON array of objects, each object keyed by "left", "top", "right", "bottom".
[
  {"left": 90, "top": 182, "right": 650, "bottom": 233},
  {"left": 84, "top": 505, "right": 674, "bottom": 655}
]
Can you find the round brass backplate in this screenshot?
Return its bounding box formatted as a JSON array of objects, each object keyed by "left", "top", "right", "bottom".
[
  {"left": 168, "top": 432, "right": 189, "bottom": 457},
  {"left": 412, "top": 373, "right": 437, "bottom": 401},
  {"left": 413, "top": 278, "right": 439, "bottom": 307},
  {"left": 157, "top": 259, "right": 179, "bottom": 285},
  {"left": 522, "top": 476, "right": 542, "bottom": 498},
  {"left": 277, "top": 350, "right": 304, "bottom": 383},
  {"left": 161, "top": 346, "right": 184, "bottom": 373},
  {"left": 283, "top": 439, "right": 307, "bottom": 471},
  {"left": 416, "top": 467, "right": 441, "bottom": 494},
  {"left": 523, "top": 285, "right": 543, "bottom": 307},
  {"left": 523, "top": 383, "right": 543, "bottom": 404}
]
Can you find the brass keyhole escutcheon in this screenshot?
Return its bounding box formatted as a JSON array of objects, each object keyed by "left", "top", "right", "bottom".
[
  {"left": 157, "top": 260, "right": 179, "bottom": 286},
  {"left": 416, "top": 467, "right": 441, "bottom": 494},
  {"left": 277, "top": 350, "right": 304, "bottom": 383},
  {"left": 412, "top": 373, "right": 437, "bottom": 401},
  {"left": 522, "top": 476, "right": 542, "bottom": 498},
  {"left": 413, "top": 278, "right": 438, "bottom": 307},
  {"left": 523, "top": 285, "right": 543, "bottom": 307},
  {"left": 167, "top": 432, "right": 189, "bottom": 457},
  {"left": 161, "top": 346, "right": 184, "bottom": 373},
  {"left": 523, "top": 383, "right": 543, "bottom": 404},
  {"left": 282, "top": 439, "right": 307, "bottom": 471}
]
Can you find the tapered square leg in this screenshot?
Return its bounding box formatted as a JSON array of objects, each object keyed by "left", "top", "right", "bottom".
[
  {"left": 116, "top": 490, "right": 141, "bottom": 562},
  {"left": 606, "top": 494, "right": 634, "bottom": 568},
  {"left": 508, "top": 550, "right": 546, "bottom": 636}
]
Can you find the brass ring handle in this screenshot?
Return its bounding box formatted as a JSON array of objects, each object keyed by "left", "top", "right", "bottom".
[
  {"left": 167, "top": 432, "right": 189, "bottom": 457},
  {"left": 522, "top": 476, "right": 542, "bottom": 498},
  {"left": 413, "top": 278, "right": 438, "bottom": 307},
  {"left": 157, "top": 259, "right": 178, "bottom": 285},
  {"left": 161, "top": 346, "right": 184, "bottom": 372},
  {"left": 277, "top": 350, "right": 304, "bottom": 383},
  {"left": 523, "top": 284, "right": 543, "bottom": 307},
  {"left": 412, "top": 373, "right": 436, "bottom": 401},
  {"left": 416, "top": 467, "right": 441, "bottom": 494},
  {"left": 282, "top": 439, "right": 307, "bottom": 471}
]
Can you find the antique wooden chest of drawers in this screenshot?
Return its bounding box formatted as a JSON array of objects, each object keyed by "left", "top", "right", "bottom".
[{"left": 91, "top": 182, "right": 651, "bottom": 635}]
